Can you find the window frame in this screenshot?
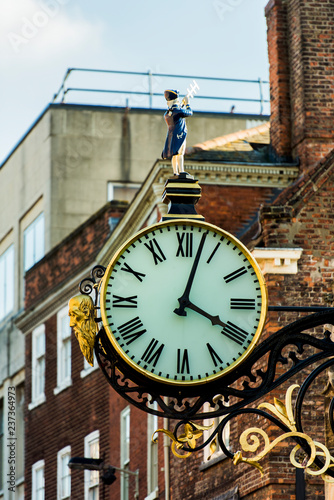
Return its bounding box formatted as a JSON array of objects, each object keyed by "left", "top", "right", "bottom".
[
  {"left": 29, "top": 325, "right": 46, "bottom": 410},
  {"left": 202, "top": 399, "right": 230, "bottom": 467},
  {"left": 32, "top": 459, "right": 45, "bottom": 500},
  {"left": 54, "top": 306, "right": 72, "bottom": 394},
  {"left": 23, "top": 212, "right": 45, "bottom": 272},
  {"left": 57, "top": 446, "right": 71, "bottom": 500},
  {"left": 145, "top": 402, "right": 159, "bottom": 500},
  {"left": 107, "top": 182, "right": 141, "bottom": 203},
  {"left": 120, "top": 406, "right": 131, "bottom": 500},
  {"left": 80, "top": 357, "right": 99, "bottom": 378},
  {"left": 84, "top": 430, "right": 100, "bottom": 500}
]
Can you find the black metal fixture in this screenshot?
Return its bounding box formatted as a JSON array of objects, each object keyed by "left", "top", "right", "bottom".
[
  {"left": 78, "top": 264, "right": 334, "bottom": 480},
  {"left": 68, "top": 456, "right": 139, "bottom": 495},
  {"left": 68, "top": 457, "right": 116, "bottom": 486}
]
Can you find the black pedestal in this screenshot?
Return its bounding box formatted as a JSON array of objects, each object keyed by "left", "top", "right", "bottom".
[{"left": 161, "top": 172, "right": 204, "bottom": 221}]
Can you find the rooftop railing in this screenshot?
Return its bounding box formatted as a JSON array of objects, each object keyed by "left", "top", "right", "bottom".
[{"left": 53, "top": 68, "right": 270, "bottom": 116}]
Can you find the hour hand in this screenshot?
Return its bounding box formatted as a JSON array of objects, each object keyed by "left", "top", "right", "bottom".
[{"left": 174, "top": 300, "right": 227, "bottom": 329}]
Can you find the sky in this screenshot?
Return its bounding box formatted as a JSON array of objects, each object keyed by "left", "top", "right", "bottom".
[{"left": 0, "top": 0, "right": 270, "bottom": 165}]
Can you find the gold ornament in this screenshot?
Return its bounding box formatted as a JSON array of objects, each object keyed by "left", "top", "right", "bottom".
[{"left": 68, "top": 294, "right": 97, "bottom": 366}]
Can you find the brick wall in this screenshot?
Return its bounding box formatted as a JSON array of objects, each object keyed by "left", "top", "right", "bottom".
[
  {"left": 24, "top": 201, "right": 128, "bottom": 310},
  {"left": 198, "top": 184, "right": 280, "bottom": 238},
  {"left": 167, "top": 170, "right": 334, "bottom": 499},
  {"left": 265, "top": 0, "right": 334, "bottom": 171}
]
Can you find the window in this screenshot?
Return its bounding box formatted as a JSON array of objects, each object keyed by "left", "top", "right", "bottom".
[
  {"left": 32, "top": 459, "right": 45, "bottom": 500},
  {"left": 84, "top": 431, "right": 99, "bottom": 500},
  {"left": 107, "top": 182, "right": 140, "bottom": 203},
  {"left": 0, "top": 244, "right": 14, "bottom": 321},
  {"left": 57, "top": 446, "right": 71, "bottom": 500},
  {"left": 24, "top": 213, "right": 44, "bottom": 271},
  {"left": 202, "top": 399, "right": 230, "bottom": 464},
  {"left": 120, "top": 406, "right": 130, "bottom": 500},
  {"left": 0, "top": 399, "right": 3, "bottom": 492},
  {"left": 29, "top": 325, "right": 46, "bottom": 409},
  {"left": 146, "top": 403, "right": 158, "bottom": 500},
  {"left": 55, "top": 307, "right": 72, "bottom": 393},
  {"left": 81, "top": 356, "right": 98, "bottom": 377}
]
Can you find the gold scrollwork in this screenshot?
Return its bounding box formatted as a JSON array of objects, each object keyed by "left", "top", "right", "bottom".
[
  {"left": 153, "top": 422, "right": 213, "bottom": 459},
  {"left": 233, "top": 384, "right": 334, "bottom": 482},
  {"left": 154, "top": 384, "right": 334, "bottom": 482}
]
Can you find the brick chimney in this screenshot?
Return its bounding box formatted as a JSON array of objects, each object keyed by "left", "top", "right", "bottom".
[
  {"left": 265, "top": 0, "right": 334, "bottom": 172},
  {"left": 265, "top": 0, "right": 292, "bottom": 162}
]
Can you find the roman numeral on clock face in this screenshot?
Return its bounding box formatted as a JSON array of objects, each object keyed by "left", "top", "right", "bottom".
[
  {"left": 222, "top": 321, "right": 249, "bottom": 345},
  {"left": 144, "top": 238, "right": 166, "bottom": 265},
  {"left": 206, "top": 343, "right": 223, "bottom": 367},
  {"left": 120, "top": 262, "right": 146, "bottom": 282},
  {"left": 224, "top": 266, "right": 247, "bottom": 283},
  {"left": 112, "top": 295, "right": 138, "bottom": 308},
  {"left": 176, "top": 232, "right": 193, "bottom": 257},
  {"left": 141, "top": 339, "right": 165, "bottom": 367},
  {"left": 117, "top": 317, "right": 146, "bottom": 345},
  {"left": 177, "top": 349, "right": 190, "bottom": 374},
  {"left": 230, "top": 298, "right": 256, "bottom": 310}
]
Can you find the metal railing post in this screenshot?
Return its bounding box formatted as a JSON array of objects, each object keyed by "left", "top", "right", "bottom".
[
  {"left": 258, "top": 77, "right": 264, "bottom": 115},
  {"left": 148, "top": 69, "right": 153, "bottom": 109}
]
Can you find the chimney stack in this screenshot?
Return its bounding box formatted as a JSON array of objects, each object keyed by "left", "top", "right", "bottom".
[{"left": 265, "top": 0, "right": 334, "bottom": 172}]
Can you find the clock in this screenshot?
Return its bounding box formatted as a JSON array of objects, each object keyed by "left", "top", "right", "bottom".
[{"left": 100, "top": 220, "right": 267, "bottom": 387}]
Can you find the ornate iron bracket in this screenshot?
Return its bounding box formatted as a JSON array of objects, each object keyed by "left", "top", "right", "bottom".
[
  {"left": 79, "top": 265, "right": 334, "bottom": 480},
  {"left": 94, "top": 310, "right": 334, "bottom": 418},
  {"left": 79, "top": 264, "right": 106, "bottom": 319},
  {"left": 93, "top": 307, "right": 334, "bottom": 480}
]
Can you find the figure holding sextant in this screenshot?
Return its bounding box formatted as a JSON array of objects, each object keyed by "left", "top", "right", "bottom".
[{"left": 162, "top": 80, "right": 199, "bottom": 176}]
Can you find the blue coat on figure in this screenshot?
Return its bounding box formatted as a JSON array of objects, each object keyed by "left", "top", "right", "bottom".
[{"left": 162, "top": 90, "right": 193, "bottom": 175}]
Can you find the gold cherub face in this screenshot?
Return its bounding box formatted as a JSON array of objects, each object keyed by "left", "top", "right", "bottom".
[{"left": 68, "top": 294, "right": 97, "bottom": 366}]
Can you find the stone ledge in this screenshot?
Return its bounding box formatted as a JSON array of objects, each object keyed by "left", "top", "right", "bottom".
[
  {"left": 252, "top": 247, "right": 303, "bottom": 274},
  {"left": 159, "top": 161, "right": 299, "bottom": 188}
]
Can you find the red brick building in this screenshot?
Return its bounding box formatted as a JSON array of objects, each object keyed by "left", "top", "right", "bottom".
[{"left": 17, "top": 0, "right": 334, "bottom": 499}]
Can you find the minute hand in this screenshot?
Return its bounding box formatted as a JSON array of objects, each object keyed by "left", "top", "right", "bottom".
[{"left": 174, "top": 231, "right": 208, "bottom": 316}]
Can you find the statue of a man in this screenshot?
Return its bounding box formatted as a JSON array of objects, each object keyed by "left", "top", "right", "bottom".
[
  {"left": 68, "top": 294, "right": 97, "bottom": 366},
  {"left": 161, "top": 89, "right": 193, "bottom": 176}
]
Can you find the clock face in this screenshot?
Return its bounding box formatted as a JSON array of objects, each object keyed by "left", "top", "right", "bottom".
[{"left": 100, "top": 220, "right": 267, "bottom": 386}]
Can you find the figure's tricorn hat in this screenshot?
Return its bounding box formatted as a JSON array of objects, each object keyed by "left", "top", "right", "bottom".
[{"left": 164, "top": 89, "right": 179, "bottom": 101}]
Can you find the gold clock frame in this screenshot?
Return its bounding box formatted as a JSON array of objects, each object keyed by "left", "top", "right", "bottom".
[{"left": 100, "top": 219, "right": 268, "bottom": 387}]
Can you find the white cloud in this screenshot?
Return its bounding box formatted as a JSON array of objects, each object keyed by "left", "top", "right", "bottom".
[{"left": 0, "top": 0, "right": 104, "bottom": 68}]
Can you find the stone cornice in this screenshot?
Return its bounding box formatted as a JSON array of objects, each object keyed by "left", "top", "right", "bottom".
[
  {"left": 170, "top": 161, "right": 299, "bottom": 187},
  {"left": 252, "top": 247, "right": 303, "bottom": 274}
]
